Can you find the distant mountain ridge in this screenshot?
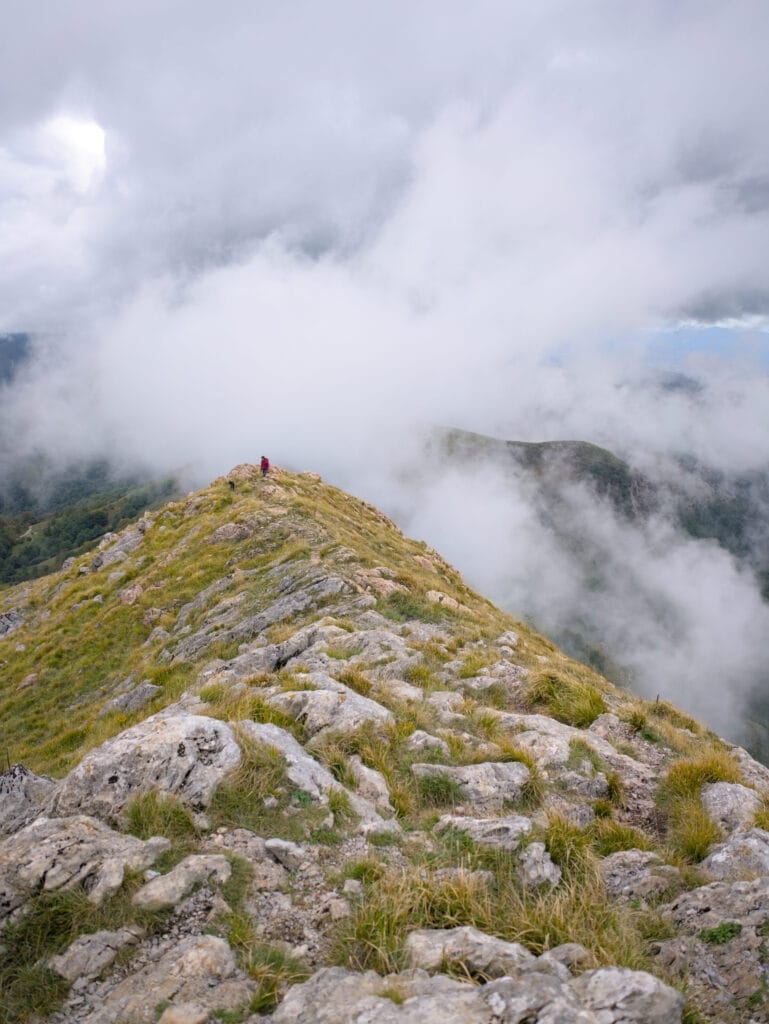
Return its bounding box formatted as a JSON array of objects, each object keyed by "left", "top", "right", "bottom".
[{"left": 437, "top": 427, "right": 769, "bottom": 598}]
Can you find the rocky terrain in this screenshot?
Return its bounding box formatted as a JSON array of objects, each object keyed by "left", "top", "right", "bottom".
[{"left": 2, "top": 464, "right": 769, "bottom": 1022}]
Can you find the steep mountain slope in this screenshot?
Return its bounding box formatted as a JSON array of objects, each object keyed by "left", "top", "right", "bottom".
[{"left": 2, "top": 465, "right": 769, "bottom": 1023}]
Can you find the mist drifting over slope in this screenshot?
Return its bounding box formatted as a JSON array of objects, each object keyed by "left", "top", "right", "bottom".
[{"left": 2, "top": 0, "right": 769, "bottom": 741}]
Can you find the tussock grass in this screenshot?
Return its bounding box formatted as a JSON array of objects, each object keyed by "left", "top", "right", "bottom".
[
  {"left": 331, "top": 854, "right": 653, "bottom": 976},
  {"left": 336, "top": 668, "right": 373, "bottom": 697},
  {"left": 591, "top": 820, "right": 654, "bottom": 857},
  {"left": 524, "top": 671, "right": 607, "bottom": 728},
  {"left": 125, "top": 791, "right": 199, "bottom": 855},
  {"left": 209, "top": 733, "right": 322, "bottom": 840},
  {"left": 657, "top": 748, "right": 742, "bottom": 861}
]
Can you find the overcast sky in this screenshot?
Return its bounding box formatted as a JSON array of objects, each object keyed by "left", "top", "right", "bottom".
[{"left": 3, "top": 1, "right": 769, "bottom": 738}]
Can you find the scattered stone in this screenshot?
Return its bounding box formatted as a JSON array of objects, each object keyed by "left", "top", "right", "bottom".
[
  {"left": 17, "top": 671, "right": 38, "bottom": 691},
  {"left": 425, "top": 590, "right": 471, "bottom": 614},
  {"left": 132, "top": 854, "right": 231, "bottom": 911}
]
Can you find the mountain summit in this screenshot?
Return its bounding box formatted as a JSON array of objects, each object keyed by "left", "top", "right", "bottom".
[{"left": 2, "top": 465, "right": 768, "bottom": 1023}]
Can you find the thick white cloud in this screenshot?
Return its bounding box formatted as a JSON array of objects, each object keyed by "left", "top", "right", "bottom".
[{"left": 3, "top": 0, "right": 769, "bottom": 740}]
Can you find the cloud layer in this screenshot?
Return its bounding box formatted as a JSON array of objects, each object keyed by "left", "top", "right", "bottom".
[{"left": 2, "top": 0, "right": 769, "bottom": 740}]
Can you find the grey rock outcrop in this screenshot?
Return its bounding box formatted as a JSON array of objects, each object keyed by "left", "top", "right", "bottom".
[
  {"left": 701, "top": 827, "right": 769, "bottom": 879},
  {"left": 517, "top": 841, "right": 562, "bottom": 888},
  {"left": 404, "top": 925, "right": 536, "bottom": 976},
  {"left": 266, "top": 684, "right": 393, "bottom": 739},
  {"left": 0, "top": 762, "right": 58, "bottom": 837},
  {"left": 76, "top": 934, "right": 254, "bottom": 1024},
  {"left": 571, "top": 967, "right": 684, "bottom": 1022},
  {"left": 701, "top": 782, "right": 762, "bottom": 833},
  {"left": 0, "top": 815, "right": 169, "bottom": 921},
  {"left": 46, "top": 710, "right": 241, "bottom": 821},
  {"left": 100, "top": 681, "right": 162, "bottom": 717},
  {"left": 434, "top": 813, "right": 532, "bottom": 850},
  {"left": 0, "top": 608, "right": 23, "bottom": 637},
  {"left": 411, "top": 761, "right": 529, "bottom": 811},
  {"left": 49, "top": 927, "right": 143, "bottom": 982},
  {"left": 132, "top": 854, "right": 231, "bottom": 911},
  {"left": 600, "top": 849, "right": 681, "bottom": 903}
]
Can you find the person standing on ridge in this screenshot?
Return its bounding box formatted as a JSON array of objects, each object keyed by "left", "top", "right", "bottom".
[{"left": 260, "top": 455, "right": 270, "bottom": 478}]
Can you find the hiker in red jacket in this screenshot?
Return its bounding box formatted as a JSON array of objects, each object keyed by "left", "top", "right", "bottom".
[{"left": 260, "top": 455, "right": 270, "bottom": 478}]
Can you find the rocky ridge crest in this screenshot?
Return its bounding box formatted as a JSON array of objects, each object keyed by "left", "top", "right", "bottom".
[{"left": 1, "top": 465, "right": 768, "bottom": 1023}]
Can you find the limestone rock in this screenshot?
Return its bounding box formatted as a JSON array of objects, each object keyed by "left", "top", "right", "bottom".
[
  {"left": 570, "top": 967, "right": 684, "bottom": 1022},
  {"left": 434, "top": 814, "right": 532, "bottom": 850},
  {"left": 0, "top": 763, "right": 57, "bottom": 837},
  {"left": 701, "top": 782, "right": 762, "bottom": 833},
  {"left": 46, "top": 710, "right": 241, "bottom": 821},
  {"left": 405, "top": 730, "right": 450, "bottom": 757},
  {"left": 656, "top": 876, "right": 769, "bottom": 1014},
  {"left": 76, "top": 934, "right": 253, "bottom": 1024},
  {"left": 600, "top": 850, "right": 681, "bottom": 902},
  {"left": 0, "top": 815, "right": 169, "bottom": 921},
  {"left": 236, "top": 721, "right": 336, "bottom": 802},
  {"left": 266, "top": 685, "right": 393, "bottom": 739},
  {"left": 349, "top": 755, "right": 395, "bottom": 813},
  {"left": 49, "top": 927, "right": 143, "bottom": 982},
  {"left": 411, "top": 761, "right": 529, "bottom": 811},
  {"left": 517, "top": 841, "right": 562, "bottom": 888},
  {"left": 205, "top": 828, "right": 289, "bottom": 889},
  {"left": 265, "top": 839, "right": 311, "bottom": 872},
  {"left": 0, "top": 608, "right": 23, "bottom": 637},
  {"left": 701, "top": 828, "right": 769, "bottom": 879},
  {"left": 100, "top": 681, "right": 162, "bottom": 717},
  {"left": 132, "top": 854, "right": 231, "bottom": 911},
  {"left": 404, "top": 925, "right": 535, "bottom": 976}
]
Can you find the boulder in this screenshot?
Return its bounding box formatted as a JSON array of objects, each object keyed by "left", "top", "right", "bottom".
[
  {"left": 701, "top": 828, "right": 769, "bottom": 879},
  {"left": 349, "top": 755, "right": 395, "bottom": 814},
  {"left": 45, "top": 710, "right": 241, "bottom": 821},
  {"left": 266, "top": 685, "right": 393, "bottom": 738},
  {"left": 265, "top": 839, "right": 312, "bottom": 872},
  {"left": 76, "top": 934, "right": 254, "bottom": 1024},
  {"left": 701, "top": 782, "right": 762, "bottom": 833},
  {"left": 0, "top": 763, "right": 58, "bottom": 837},
  {"left": 100, "top": 681, "right": 162, "bottom": 717},
  {"left": 404, "top": 925, "right": 535, "bottom": 976},
  {"left": 517, "top": 841, "right": 562, "bottom": 888},
  {"left": 405, "top": 730, "right": 450, "bottom": 757},
  {"left": 411, "top": 761, "right": 529, "bottom": 811},
  {"left": 0, "top": 815, "right": 169, "bottom": 921},
  {"left": 571, "top": 967, "right": 684, "bottom": 1022},
  {"left": 49, "top": 927, "right": 143, "bottom": 982},
  {"left": 132, "top": 854, "right": 231, "bottom": 911},
  {"left": 600, "top": 850, "right": 681, "bottom": 902},
  {"left": 434, "top": 814, "right": 532, "bottom": 850}
]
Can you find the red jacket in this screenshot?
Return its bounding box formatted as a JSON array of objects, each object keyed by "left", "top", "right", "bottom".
[{"left": 260, "top": 457, "right": 270, "bottom": 471}]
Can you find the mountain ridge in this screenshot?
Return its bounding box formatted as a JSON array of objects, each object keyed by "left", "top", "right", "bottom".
[{"left": 2, "top": 464, "right": 769, "bottom": 1022}]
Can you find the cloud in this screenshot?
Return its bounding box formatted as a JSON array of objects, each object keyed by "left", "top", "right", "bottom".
[{"left": 3, "top": 1, "right": 769, "bottom": 742}]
